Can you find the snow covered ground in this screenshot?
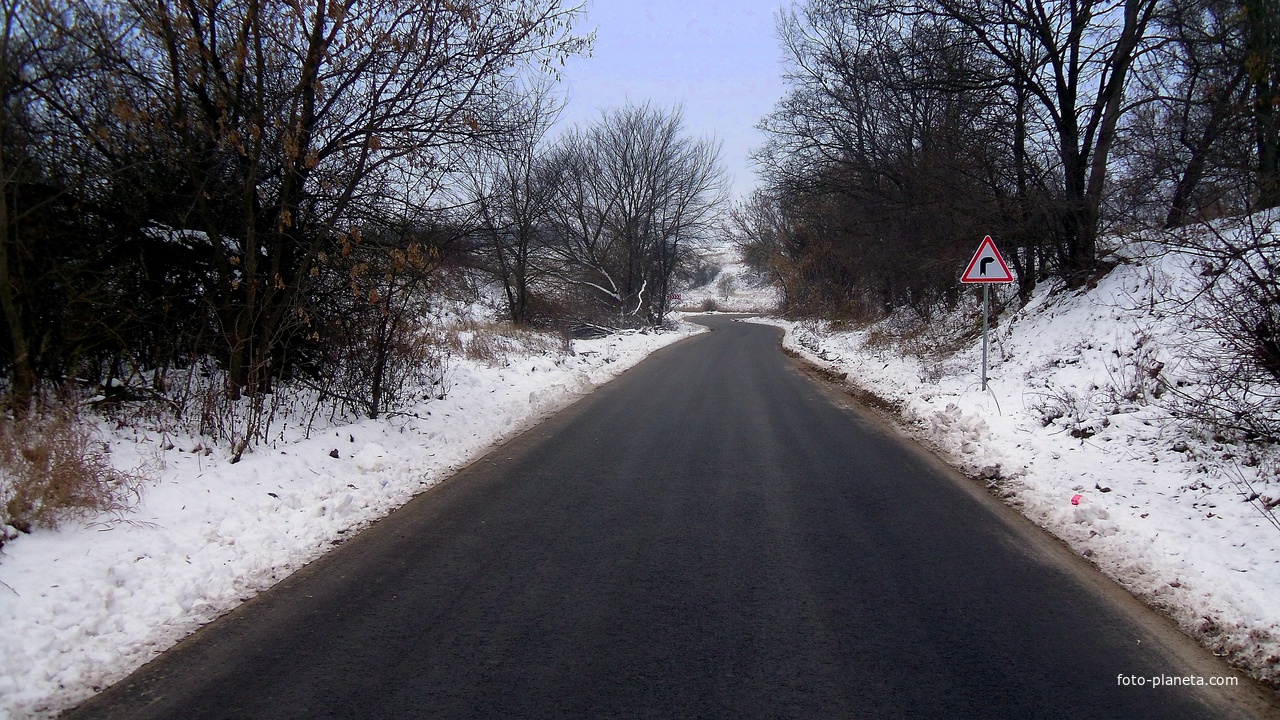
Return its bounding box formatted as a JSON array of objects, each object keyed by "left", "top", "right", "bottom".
[
  {"left": 6, "top": 220, "right": 1279, "bottom": 715},
  {"left": 678, "top": 242, "right": 780, "bottom": 313},
  {"left": 0, "top": 322, "right": 703, "bottom": 720},
  {"left": 747, "top": 225, "right": 1280, "bottom": 688}
]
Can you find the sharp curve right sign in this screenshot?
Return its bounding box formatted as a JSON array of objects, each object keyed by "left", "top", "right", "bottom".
[
  {"left": 962, "top": 235, "right": 1013, "bottom": 392},
  {"left": 961, "top": 236, "right": 1014, "bottom": 284}
]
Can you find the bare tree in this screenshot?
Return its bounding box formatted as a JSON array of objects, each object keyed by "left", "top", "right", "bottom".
[
  {"left": 754, "top": 0, "right": 1170, "bottom": 325},
  {"left": 312, "top": 219, "right": 448, "bottom": 419},
  {"left": 1161, "top": 214, "right": 1280, "bottom": 441},
  {"left": 730, "top": 190, "right": 802, "bottom": 311},
  {"left": 461, "top": 86, "right": 564, "bottom": 325},
  {"left": 1112, "top": 0, "right": 1267, "bottom": 229},
  {"left": 757, "top": 2, "right": 1026, "bottom": 313},
  {"left": 87, "top": 0, "right": 590, "bottom": 400},
  {"left": 546, "top": 103, "right": 725, "bottom": 325},
  {"left": 918, "top": 0, "right": 1162, "bottom": 279},
  {"left": 0, "top": 0, "right": 43, "bottom": 412},
  {"left": 1240, "top": 0, "right": 1280, "bottom": 209},
  {"left": 1159, "top": 0, "right": 1254, "bottom": 227},
  {"left": 0, "top": 0, "right": 588, "bottom": 455},
  {"left": 0, "top": 0, "right": 156, "bottom": 413}
]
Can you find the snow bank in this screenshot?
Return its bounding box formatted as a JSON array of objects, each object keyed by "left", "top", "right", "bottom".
[
  {"left": 749, "top": 234, "right": 1280, "bottom": 687},
  {"left": 0, "top": 323, "right": 703, "bottom": 719}
]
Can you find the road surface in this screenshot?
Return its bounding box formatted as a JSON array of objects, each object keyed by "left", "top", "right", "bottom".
[{"left": 67, "top": 316, "right": 1278, "bottom": 719}]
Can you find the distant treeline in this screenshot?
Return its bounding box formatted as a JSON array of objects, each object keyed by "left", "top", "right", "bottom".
[
  {"left": 0, "top": 0, "right": 725, "bottom": 424},
  {"left": 740, "top": 0, "right": 1279, "bottom": 319}
]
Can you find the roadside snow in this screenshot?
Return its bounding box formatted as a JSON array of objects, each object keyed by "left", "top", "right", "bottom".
[
  {"left": 0, "top": 324, "right": 703, "bottom": 720},
  {"left": 748, "top": 238, "right": 1280, "bottom": 687}
]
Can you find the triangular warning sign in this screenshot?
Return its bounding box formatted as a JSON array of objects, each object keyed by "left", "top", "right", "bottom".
[{"left": 961, "top": 236, "right": 1014, "bottom": 283}]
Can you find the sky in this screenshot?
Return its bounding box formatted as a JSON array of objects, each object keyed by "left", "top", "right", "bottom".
[{"left": 553, "top": 1, "right": 792, "bottom": 201}]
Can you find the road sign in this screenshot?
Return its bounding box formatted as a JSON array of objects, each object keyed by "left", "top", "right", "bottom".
[
  {"left": 961, "top": 236, "right": 1014, "bottom": 283},
  {"left": 961, "top": 235, "right": 1013, "bottom": 392}
]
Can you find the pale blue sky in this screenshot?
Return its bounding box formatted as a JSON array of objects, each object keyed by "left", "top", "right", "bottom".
[{"left": 554, "top": 1, "right": 791, "bottom": 200}]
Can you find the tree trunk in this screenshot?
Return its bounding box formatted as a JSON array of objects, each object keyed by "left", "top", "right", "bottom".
[
  {"left": 368, "top": 311, "right": 390, "bottom": 419},
  {"left": 1012, "top": 80, "right": 1037, "bottom": 302},
  {"left": 1059, "top": 144, "right": 1095, "bottom": 282},
  {"left": 0, "top": 171, "right": 35, "bottom": 416},
  {"left": 1165, "top": 69, "right": 1248, "bottom": 228},
  {"left": 1242, "top": 0, "right": 1280, "bottom": 208}
]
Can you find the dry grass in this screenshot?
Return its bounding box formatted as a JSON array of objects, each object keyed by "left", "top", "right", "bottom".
[
  {"left": 862, "top": 305, "right": 980, "bottom": 360},
  {"left": 454, "top": 322, "right": 565, "bottom": 366},
  {"left": 0, "top": 404, "right": 147, "bottom": 540}
]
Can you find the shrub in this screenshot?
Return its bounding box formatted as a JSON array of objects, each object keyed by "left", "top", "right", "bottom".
[
  {"left": 1163, "top": 216, "right": 1280, "bottom": 441},
  {"left": 0, "top": 405, "right": 146, "bottom": 540},
  {"left": 458, "top": 323, "right": 563, "bottom": 366},
  {"left": 717, "top": 274, "right": 737, "bottom": 299}
]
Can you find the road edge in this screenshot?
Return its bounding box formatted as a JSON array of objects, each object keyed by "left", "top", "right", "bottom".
[{"left": 782, "top": 340, "right": 1280, "bottom": 718}]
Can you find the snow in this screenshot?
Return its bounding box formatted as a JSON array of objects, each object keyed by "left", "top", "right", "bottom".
[
  {"left": 6, "top": 216, "right": 1280, "bottom": 714},
  {"left": 679, "top": 242, "right": 780, "bottom": 313},
  {"left": 0, "top": 323, "right": 703, "bottom": 720},
  {"left": 747, "top": 223, "right": 1280, "bottom": 687}
]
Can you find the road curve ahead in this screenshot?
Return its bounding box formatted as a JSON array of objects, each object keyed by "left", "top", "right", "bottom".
[{"left": 68, "top": 316, "right": 1277, "bottom": 720}]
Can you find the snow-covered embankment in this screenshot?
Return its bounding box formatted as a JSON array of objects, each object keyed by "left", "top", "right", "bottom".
[
  {"left": 749, "top": 238, "right": 1280, "bottom": 688},
  {"left": 0, "top": 323, "right": 703, "bottom": 719}
]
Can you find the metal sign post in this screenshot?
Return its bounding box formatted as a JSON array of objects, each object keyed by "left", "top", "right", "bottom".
[
  {"left": 961, "top": 236, "right": 1014, "bottom": 391},
  {"left": 982, "top": 284, "right": 989, "bottom": 390}
]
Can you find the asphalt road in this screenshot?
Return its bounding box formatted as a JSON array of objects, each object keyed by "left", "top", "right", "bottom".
[{"left": 67, "top": 316, "right": 1278, "bottom": 719}]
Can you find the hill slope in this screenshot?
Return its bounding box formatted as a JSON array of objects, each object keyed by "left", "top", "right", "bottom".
[{"left": 752, "top": 217, "right": 1280, "bottom": 688}]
